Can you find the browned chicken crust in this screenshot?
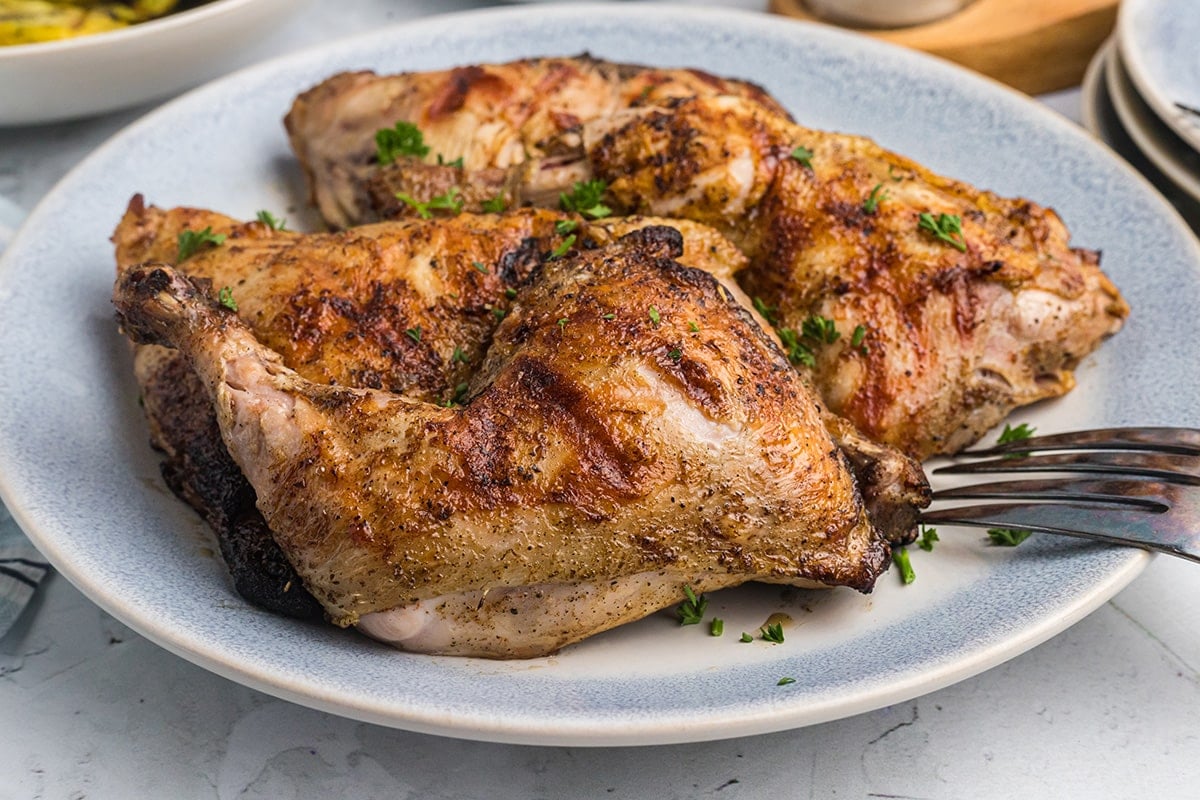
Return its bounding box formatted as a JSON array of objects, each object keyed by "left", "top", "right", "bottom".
[
  {"left": 114, "top": 228, "right": 923, "bottom": 656},
  {"left": 284, "top": 55, "right": 790, "bottom": 229},
  {"left": 285, "top": 59, "right": 1129, "bottom": 459}
]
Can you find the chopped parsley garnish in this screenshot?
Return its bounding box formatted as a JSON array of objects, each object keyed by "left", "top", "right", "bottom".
[
  {"left": 176, "top": 227, "right": 226, "bottom": 261},
  {"left": 790, "top": 145, "right": 814, "bottom": 169},
  {"left": 481, "top": 194, "right": 508, "bottom": 213},
  {"left": 752, "top": 296, "right": 777, "bottom": 325},
  {"left": 761, "top": 622, "right": 785, "bottom": 644},
  {"left": 988, "top": 528, "right": 1033, "bottom": 547},
  {"left": 549, "top": 234, "right": 576, "bottom": 260},
  {"left": 217, "top": 286, "right": 237, "bottom": 312},
  {"left": 778, "top": 327, "right": 816, "bottom": 368},
  {"left": 893, "top": 547, "right": 915, "bottom": 584},
  {"left": 492, "top": 307, "right": 507, "bottom": 320},
  {"left": 452, "top": 346, "right": 467, "bottom": 364},
  {"left": 602, "top": 313, "right": 616, "bottom": 320},
  {"left": 997, "top": 422, "right": 1036, "bottom": 444},
  {"left": 863, "top": 183, "right": 888, "bottom": 214},
  {"left": 688, "top": 321, "right": 700, "bottom": 332},
  {"left": 918, "top": 526, "right": 939, "bottom": 552},
  {"left": 667, "top": 348, "right": 682, "bottom": 361},
  {"left": 801, "top": 314, "right": 840, "bottom": 345},
  {"left": 442, "top": 381, "right": 470, "bottom": 407},
  {"left": 676, "top": 585, "right": 708, "bottom": 626},
  {"left": 559, "top": 179, "right": 611, "bottom": 219},
  {"left": 405, "top": 326, "right": 421, "bottom": 343},
  {"left": 740, "top": 632, "right": 754, "bottom": 643},
  {"left": 436, "top": 153, "right": 464, "bottom": 168},
  {"left": 505, "top": 287, "right": 518, "bottom": 299},
  {"left": 777, "top": 677, "right": 796, "bottom": 686},
  {"left": 710, "top": 618, "right": 724, "bottom": 637},
  {"left": 555, "top": 219, "right": 579, "bottom": 235},
  {"left": 918, "top": 212, "right": 967, "bottom": 252},
  {"left": 850, "top": 323, "right": 868, "bottom": 354},
  {"left": 375, "top": 121, "right": 429, "bottom": 165},
  {"left": 997, "top": 422, "right": 1037, "bottom": 458},
  {"left": 648, "top": 306, "right": 661, "bottom": 326},
  {"left": 255, "top": 209, "right": 287, "bottom": 230},
  {"left": 427, "top": 187, "right": 464, "bottom": 215},
  {"left": 472, "top": 261, "right": 489, "bottom": 273},
  {"left": 395, "top": 187, "right": 463, "bottom": 219},
  {"left": 558, "top": 317, "right": 569, "bottom": 332}
]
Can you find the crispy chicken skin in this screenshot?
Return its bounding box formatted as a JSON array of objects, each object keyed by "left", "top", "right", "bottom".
[
  {"left": 284, "top": 55, "right": 790, "bottom": 229},
  {"left": 112, "top": 197, "right": 761, "bottom": 617},
  {"left": 286, "top": 61, "right": 1129, "bottom": 459},
  {"left": 114, "top": 228, "right": 921, "bottom": 658}
]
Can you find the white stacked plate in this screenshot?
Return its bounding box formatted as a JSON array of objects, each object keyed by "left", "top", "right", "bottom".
[{"left": 1081, "top": 0, "right": 1200, "bottom": 230}]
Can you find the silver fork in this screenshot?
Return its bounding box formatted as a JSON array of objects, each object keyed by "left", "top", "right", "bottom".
[{"left": 918, "top": 427, "right": 1200, "bottom": 563}]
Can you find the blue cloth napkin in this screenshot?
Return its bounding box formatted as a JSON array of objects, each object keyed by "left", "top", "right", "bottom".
[{"left": 0, "top": 194, "right": 52, "bottom": 638}]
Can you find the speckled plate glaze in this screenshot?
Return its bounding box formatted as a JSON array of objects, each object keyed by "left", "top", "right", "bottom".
[
  {"left": 0, "top": 4, "right": 1196, "bottom": 747},
  {"left": 1118, "top": 0, "right": 1200, "bottom": 156}
]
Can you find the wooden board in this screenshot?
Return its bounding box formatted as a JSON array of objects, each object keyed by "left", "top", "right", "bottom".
[{"left": 769, "top": 0, "right": 1118, "bottom": 94}]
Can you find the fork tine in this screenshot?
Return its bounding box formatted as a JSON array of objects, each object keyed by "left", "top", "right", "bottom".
[
  {"left": 918, "top": 501, "right": 1200, "bottom": 563},
  {"left": 932, "top": 477, "right": 1171, "bottom": 511},
  {"left": 967, "top": 426, "right": 1200, "bottom": 456},
  {"left": 934, "top": 451, "right": 1200, "bottom": 485}
]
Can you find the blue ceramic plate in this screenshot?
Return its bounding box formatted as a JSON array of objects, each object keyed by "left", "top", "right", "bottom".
[{"left": 0, "top": 4, "right": 1195, "bottom": 746}]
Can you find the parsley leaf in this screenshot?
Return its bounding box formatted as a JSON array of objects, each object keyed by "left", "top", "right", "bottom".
[
  {"left": 752, "top": 296, "right": 777, "bottom": 325},
  {"left": 648, "top": 306, "right": 661, "bottom": 326},
  {"left": 740, "top": 632, "right": 754, "bottom": 643},
  {"left": 850, "top": 323, "right": 868, "bottom": 354},
  {"left": 777, "top": 677, "right": 797, "bottom": 686},
  {"left": 555, "top": 219, "right": 579, "bottom": 235},
  {"left": 255, "top": 210, "right": 287, "bottom": 230},
  {"left": 863, "top": 183, "right": 888, "bottom": 214},
  {"left": 176, "top": 227, "right": 226, "bottom": 261},
  {"left": 778, "top": 327, "right": 816, "bottom": 367},
  {"left": 997, "top": 422, "right": 1036, "bottom": 444},
  {"left": 667, "top": 348, "right": 682, "bottom": 361},
  {"left": 375, "top": 121, "right": 429, "bottom": 165},
  {"left": 791, "top": 145, "right": 814, "bottom": 168},
  {"left": 217, "top": 286, "right": 237, "bottom": 312},
  {"left": 405, "top": 326, "right": 421, "bottom": 343},
  {"left": 761, "top": 622, "right": 785, "bottom": 644},
  {"left": 436, "top": 153, "right": 464, "bottom": 168},
  {"left": 676, "top": 585, "right": 708, "bottom": 626},
  {"left": 893, "top": 547, "right": 916, "bottom": 584},
  {"left": 801, "top": 314, "right": 840, "bottom": 345},
  {"left": 395, "top": 187, "right": 463, "bottom": 219},
  {"left": 549, "top": 234, "right": 576, "bottom": 260},
  {"left": 481, "top": 193, "right": 508, "bottom": 213},
  {"left": 560, "top": 179, "right": 611, "bottom": 219},
  {"left": 710, "top": 618, "right": 724, "bottom": 637},
  {"left": 988, "top": 528, "right": 1033, "bottom": 547},
  {"left": 918, "top": 526, "right": 939, "bottom": 552},
  {"left": 918, "top": 212, "right": 967, "bottom": 252}
]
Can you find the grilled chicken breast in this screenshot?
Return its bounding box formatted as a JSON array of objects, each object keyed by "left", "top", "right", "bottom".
[
  {"left": 285, "top": 59, "right": 1129, "bottom": 458},
  {"left": 114, "top": 228, "right": 925, "bottom": 658}
]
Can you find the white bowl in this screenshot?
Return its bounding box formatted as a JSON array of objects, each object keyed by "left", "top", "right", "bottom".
[{"left": 0, "top": 0, "right": 299, "bottom": 126}]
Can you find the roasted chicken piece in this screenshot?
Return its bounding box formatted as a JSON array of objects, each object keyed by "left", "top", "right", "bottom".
[
  {"left": 286, "top": 61, "right": 1129, "bottom": 459},
  {"left": 284, "top": 55, "right": 790, "bottom": 229},
  {"left": 113, "top": 197, "right": 758, "bottom": 617},
  {"left": 114, "top": 228, "right": 926, "bottom": 658}
]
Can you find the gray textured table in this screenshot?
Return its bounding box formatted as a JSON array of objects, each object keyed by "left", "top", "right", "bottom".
[{"left": 2, "top": 3, "right": 1198, "bottom": 797}]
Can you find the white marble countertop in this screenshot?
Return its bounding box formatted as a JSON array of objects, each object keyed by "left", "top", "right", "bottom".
[{"left": 3, "top": 2, "right": 1200, "bottom": 797}]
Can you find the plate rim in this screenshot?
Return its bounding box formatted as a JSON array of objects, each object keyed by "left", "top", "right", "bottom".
[
  {"left": 1117, "top": 0, "right": 1200, "bottom": 157},
  {"left": 1104, "top": 36, "right": 1200, "bottom": 201},
  {"left": 0, "top": 2, "right": 1183, "bottom": 746}
]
